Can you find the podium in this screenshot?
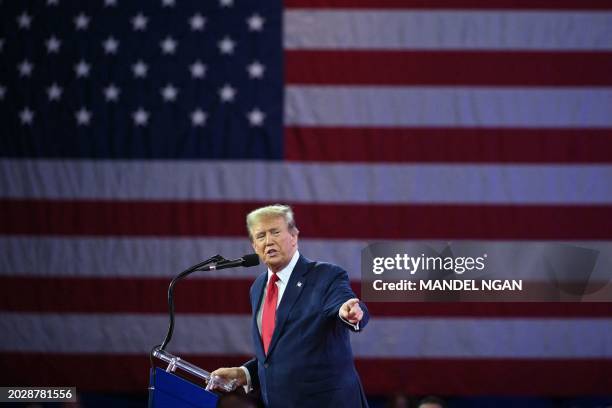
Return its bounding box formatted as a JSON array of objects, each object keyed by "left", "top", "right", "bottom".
[
  {"left": 149, "top": 367, "right": 218, "bottom": 408},
  {"left": 149, "top": 348, "right": 236, "bottom": 408}
]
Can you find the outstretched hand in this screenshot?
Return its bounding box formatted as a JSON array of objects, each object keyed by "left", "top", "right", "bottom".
[{"left": 340, "top": 298, "right": 363, "bottom": 324}]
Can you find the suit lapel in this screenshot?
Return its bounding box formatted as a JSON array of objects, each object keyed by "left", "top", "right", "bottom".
[
  {"left": 251, "top": 272, "right": 267, "bottom": 359},
  {"left": 265, "top": 255, "right": 311, "bottom": 359}
]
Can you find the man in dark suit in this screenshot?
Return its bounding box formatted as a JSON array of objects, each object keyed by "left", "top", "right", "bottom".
[{"left": 211, "top": 204, "right": 369, "bottom": 407}]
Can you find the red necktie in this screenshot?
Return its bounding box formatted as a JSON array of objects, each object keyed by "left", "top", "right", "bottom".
[{"left": 261, "top": 273, "right": 279, "bottom": 355}]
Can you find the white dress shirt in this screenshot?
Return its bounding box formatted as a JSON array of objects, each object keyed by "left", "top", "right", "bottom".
[{"left": 256, "top": 250, "right": 300, "bottom": 333}]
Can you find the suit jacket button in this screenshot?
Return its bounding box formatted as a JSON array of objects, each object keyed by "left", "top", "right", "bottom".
[{"left": 264, "top": 363, "right": 269, "bottom": 368}]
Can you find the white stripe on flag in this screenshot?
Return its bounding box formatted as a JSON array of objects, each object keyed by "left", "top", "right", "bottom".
[
  {"left": 1, "top": 313, "right": 611, "bottom": 358},
  {"left": 352, "top": 317, "right": 612, "bottom": 358},
  {"left": 284, "top": 10, "right": 612, "bottom": 51},
  {"left": 3, "top": 160, "right": 612, "bottom": 204},
  {"left": 285, "top": 86, "right": 612, "bottom": 127},
  {"left": 2, "top": 237, "right": 612, "bottom": 281},
  {"left": 0, "top": 313, "right": 251, "bottom": 355}
]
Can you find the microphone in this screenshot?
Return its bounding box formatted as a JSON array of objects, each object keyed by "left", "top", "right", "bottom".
[{"left": 198, "top": 253, "right": 260, "bottom": 271}]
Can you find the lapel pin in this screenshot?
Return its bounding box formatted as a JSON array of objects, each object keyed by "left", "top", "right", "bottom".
[{"left": 297, "top": 281, "right": 303, "bottom": 287}]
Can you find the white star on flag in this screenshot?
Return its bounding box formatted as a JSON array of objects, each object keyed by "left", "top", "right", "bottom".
[
  {"left": 103, "top": 37, "right": 119, "bottom": 54},
  {"left": 132, "top": 60, "right": 148, "bottom": 78},
  {"left": 103, "top": 84, "right": 120, "bottom": 102},
  {"left": 47, "top": 0, "right": 59, "bottom": 5},
  {"left": 219, "top": 84, "right": 236, "bottom": 102},
  {"left": 161, "top": 84, "right": 178, "bottom": 102},
  {"left": 132, "top": 13, "right": 148, "bottom": 31},
  {"left": 219, "top": 0, "right": 233, "bottom": 7},
  {"left": 46, "top": 36, "right": 61, "bottom": 54},
  {"left": 17, "top": 12, "right": 32, "bottom": 29},
  {"left": 247, "top": 61, "right": 265, "bottom": 79},
  {"left": 189, "top": 61, "right": 206, "bottom": 79},
  {"left": 0, "top": 85, "right": 6, "bottom": 100},
  {"left": 160, "top": 36, "right": 178, "bottom": 55},
  {"left": 247, "top": 14, "right": 264, "bottom": 31},
  {"left": 19, "top": 107, "right": 34, "bottom": 125},
  {"left": 0, "top": 39, "right": 4, "bottom": 52},
  {"left": 133, "top": 108, "right": 150, "bottom": 126},
  {"left": 74, "top": 60, "right": 91, "bottom": 78},
  {"left": 189, "top": 14, "right": 206, "bottom": 31},
  {"left": 162, "top": 0, "right": 175, "bottom": 7},
  {"left": 218, "top": 36, "right": 236, "bottom": 55},
  {"left": 18, "top": 60, "right": 34, "bottom": 77},
  {"left": 191, "top": 109, "right": 207, "bottom": 126},
  {"left": 74, "top": 13, "right": 90, "bottom": 30},
  {"left": 47, "top": 83, "right": 63, "bottom": 101},
  {"left": 104, "top": 0, "right": 117, "bottom": 7},
  {"left": 247, "top": 108, "right": 265, "bottom": 126},
  {"left": 75, "top": 107, "right": 92, "bottom": 126}
]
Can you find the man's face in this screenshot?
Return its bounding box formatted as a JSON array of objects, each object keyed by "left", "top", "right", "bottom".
[{"left": 250, "top": 216, "right": 298, "bottom": 273}]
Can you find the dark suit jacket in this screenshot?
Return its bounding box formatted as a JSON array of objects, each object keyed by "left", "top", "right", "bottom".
[{"left": 243, "top": 255, "right": 370, "bottom": 408}]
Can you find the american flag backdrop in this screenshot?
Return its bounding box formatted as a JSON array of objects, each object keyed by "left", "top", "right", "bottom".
[{"left": 1, "top": 0, "right": 612, "bottom": 398}]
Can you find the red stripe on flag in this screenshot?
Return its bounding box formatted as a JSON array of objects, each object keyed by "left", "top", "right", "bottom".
[
  {"left": 285, "top": 0, "right": 612, "bottom": 10},
  {"left": 0, "top": 277, "right": 252, "bottom": 315},
  {"left": 286, "top": 51, "right": 612, "bottom": 86},
  {"left": 1, "top": 353, "right": 610, "bottom": 395},
  {"left": 2, "top": 277, "right": 612, "bottom": 317},
  {"left": 356, "top": 358, "right": 612, "bottom": 396},
  {"left": 285, "top": 127, "right": 612, "bottom": 163},
  {"left": 2, "top": 200, "right": 612, "bottom": 239}
]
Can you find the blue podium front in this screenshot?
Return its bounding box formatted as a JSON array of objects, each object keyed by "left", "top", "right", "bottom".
[{"left": 149, "top": 367, "right": 218, "bottom": 408}]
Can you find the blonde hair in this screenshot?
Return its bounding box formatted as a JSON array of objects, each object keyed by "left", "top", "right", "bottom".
[{"left": 246, "top": 204, "right": 299, "bottom": 241}]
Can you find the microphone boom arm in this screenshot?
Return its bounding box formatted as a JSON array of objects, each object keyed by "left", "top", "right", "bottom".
[{"left": 158, "top": 254, "right": 225, "bottom": 351}]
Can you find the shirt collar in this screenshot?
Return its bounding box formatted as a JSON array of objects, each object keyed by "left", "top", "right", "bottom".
[{"left": 267, "top": 250, "right": 300, "bottom": 284}]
